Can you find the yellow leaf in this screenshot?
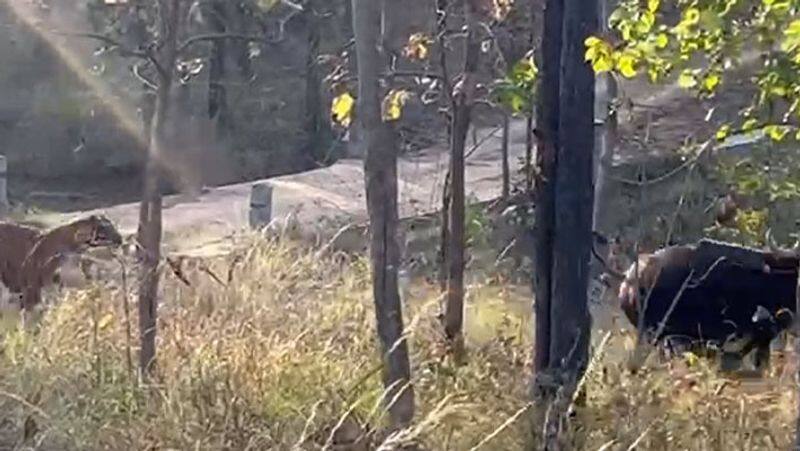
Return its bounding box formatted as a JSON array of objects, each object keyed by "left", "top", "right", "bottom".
[
  {"left": 648, "top": 0, "right": 659, "bottom": 12},
  {"left": 684, "top": 7, "right": 700, "bottom": 25},
  {"left": 742, "top": 118, "right": 759, "bottom": 132},
  {"left": 715, "top": 124, "right": 731, "bottom": 141},
  {"left": 584, "top": 37, "right": 614, "bottom": 73},
  {"left": 765, "top": 125, "right": 790, "bottom": 141},
  {"left": 616, "top": 52, "right": 638, "bottom": 78},
  {"left": 584, "top": 36, "right": 602, "bottom": 47},
  {"left": 382, "top": 89, "right": 411, "bottom": 122},
  {"left": 636, "top": 11, "right": 655, "bottom": 34},
  {"left": 782, "top": 20, "right": 800, "bottom": 53},
  {"left": 404, "top": 33, "right": 432, "bottom": 61},
  {"left": 331, "top": 92, "right": 355, "bottom": 128},
  {"left": 677, "top": 70, "right": 697, "bottom": 88},
  {"left": 655, "top": 33, "right": 669, "bottom": 49},
  {"left": 703, "top": 73, "right": 720, "bottom": 91}
]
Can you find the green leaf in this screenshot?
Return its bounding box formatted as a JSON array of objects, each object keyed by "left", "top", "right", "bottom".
[
  {"left": 684, "top": 8, "right": 700, "bottom": 25},
  {"left": 636, "top": 11, "right": 656, "bottom": 34},
  {"left": 781, "top": 20, "right": 800, "bottom": 53},
  {"left": 716, "top": 124, "right": 731, "bottom": 141},
  {"left": 703, "top": 73, "right": 721, "bottom": 91},
  {"left": 510, "top": 57, "right": 538, "bottom": 84},
  {"left": 742, "top": 118, "right": 760, "bottom": 132},
  {"left": 765, "top": 125, "right": 790, "bottom": 141},
  {"left": 655, "top": 33, "right": 669, "bottom": 49},
  {"left": 678, "top": 70, "right": 698, "bottom": 88}
]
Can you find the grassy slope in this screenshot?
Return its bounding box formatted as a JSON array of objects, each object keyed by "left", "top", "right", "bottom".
[{"left": 0, "top": 236, "right": 797, "bottom": 450}]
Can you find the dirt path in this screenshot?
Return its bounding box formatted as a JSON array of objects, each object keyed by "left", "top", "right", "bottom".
[
  {"left": 28, "top": 121, "right": 528, "bottom": 256},
  {"left": 26, "top": 60, "right": 759, "bottom": 257}
]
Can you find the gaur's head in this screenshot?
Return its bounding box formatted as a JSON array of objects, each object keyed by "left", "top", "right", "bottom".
[
  {"left": 73, "top": 215, "right": 123, "bottom": 248},
  {"left": 618, "top": 253, "right": 655, "bottom": 324}
]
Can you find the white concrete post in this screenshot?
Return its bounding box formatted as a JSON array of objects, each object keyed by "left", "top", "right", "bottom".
[
  {"left": 249, "top": 182, "right": 273, "bottom": 229},
  {"left": 0, "top": 156, "right": 9, "bottom": 218}
]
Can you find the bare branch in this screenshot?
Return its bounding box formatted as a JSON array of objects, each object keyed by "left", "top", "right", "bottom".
[
  {"left": 52, "top": 31, "right": 150, "bottom": 59},
  {"left": 177, "top": 33, "right": 264, "bottom": 54},
  {"left": 386, "top": 70, "right": 443, "bottom": 80},
  {"left": 133, "top": 63, "right": 158, "bottom": 91},
  {"left": 611, "top": 140, "right": 713, "bottom": 187}
]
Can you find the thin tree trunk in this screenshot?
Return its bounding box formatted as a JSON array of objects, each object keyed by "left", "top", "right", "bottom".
[
  {"left": 207, "top": 2, "right": 228, "bottom": 130},
  {"left": 443, "top": 0, "right": 481, "bottom": 360},
  {"left": 352, "top": 0, "right": 415, "bottom": 428},
  {"left": 591, "top": 0, "right": 618, "bottom": 274},
  {"left": 525, "top": 115, "right": 534, "bottom": 191},
  {"left": 137, "top": 0, "right": 181, "bottom": 379},
  {"left": 501, "top": 113, "right": 510, "bottom": 200},
  {"left": 439, "top": 172, "right": 450, "bottom": 292},
  {"left": 303, "top": 2, "right": 329, "bottom": 165}
]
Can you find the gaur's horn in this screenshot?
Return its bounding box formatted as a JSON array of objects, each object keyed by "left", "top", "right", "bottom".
[
  {"left": 766, "top": 228, "right": 800, "bottom": 258},
  {"left": 591, "top": 231, "right": 625, "bottom": 282}
]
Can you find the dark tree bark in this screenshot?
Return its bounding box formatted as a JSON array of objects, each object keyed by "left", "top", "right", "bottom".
[
  {"left": 352, "top": 0, "right": 415, "bottom": 428},
  {"left": 439, "top": 172, "right": 451, "bottom": 292},
  {"left": 138, "top": 0, "right": 182, "bottom": 378},
  {"left": 550, "top": 0, "right": 596, "bottom": 378},
  {"left": 532, "top": 0, "right": 563, "bottom": 379},
  {"left": 443, "top": 0, "right": 481, "bottom": 360},
  {"left": 531, "top": 0, "right": 596, "bottom": 446}
]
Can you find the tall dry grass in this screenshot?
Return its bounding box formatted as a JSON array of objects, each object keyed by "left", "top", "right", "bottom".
[{"left": 0, "top": 235, "right": 797, "bottom": 450}]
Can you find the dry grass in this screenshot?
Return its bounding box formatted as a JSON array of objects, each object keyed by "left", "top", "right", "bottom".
[{"left": 0, "top": 235, "right": 797, "bottom": 450}]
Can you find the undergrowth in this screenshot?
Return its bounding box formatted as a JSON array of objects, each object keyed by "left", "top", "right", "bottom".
[{"left": 0, "top": 235, "right": 797, "bottom": 450}]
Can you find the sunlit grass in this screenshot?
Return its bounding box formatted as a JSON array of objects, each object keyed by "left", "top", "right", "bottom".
[{"left": 0, "top": 234, "right": 796, "bottom": 449}]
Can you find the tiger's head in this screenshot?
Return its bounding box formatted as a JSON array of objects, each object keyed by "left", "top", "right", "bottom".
[{"left": 72, "top": 215, "right": 123, "bottom": 249}]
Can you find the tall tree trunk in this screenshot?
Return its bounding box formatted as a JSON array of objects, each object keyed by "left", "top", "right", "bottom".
[
  {"left": 443, "top": 0, "right": 480, "bottom": 360},
  {"left": 532, "top": 0, "right": 563, "bottom": 380},
  {"left": 137, "top": 0, "right": 181, "bottom": 379},
  {"left": 501, "top": 113, "right": 510, "bottom": 200},
  {"left": 551, "top": 0, "right": 595, "bottom": 380},
  {"left": 533, "top": 0, "right": 597, "bottom": 449},
  {"left": 530, "top": 0, "right": 597, "bottom": 445},
  {"left": 352, "top": 0, "right": 415, "bottom": 428}
]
